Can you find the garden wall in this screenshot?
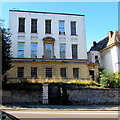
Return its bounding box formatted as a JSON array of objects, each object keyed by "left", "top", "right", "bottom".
[{"left": 67, "top": 88, "right": 120, "bottom": 105}]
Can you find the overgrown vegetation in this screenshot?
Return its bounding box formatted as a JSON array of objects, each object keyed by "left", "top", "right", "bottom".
[{"left": 99, "top": 70, "right": 120, "bottom": 88}]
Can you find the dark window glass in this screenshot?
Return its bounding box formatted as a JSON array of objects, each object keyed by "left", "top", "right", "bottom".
[
  {"left": 73, "top": 68, "right": 79, "bottom": 78},
  {"left": 18, "top": 18, "right": 25, "bottom": 32},
  {"left": 72, "top": 45, "right": 78, "bottom": 59},
  {"left": 60, "top": 68, "right": 66, "bottom": 78},
  {"left": 60, "top": 44, "right": 66, "bottom": 59},
  {"left": 45, "top": 20, "right": 51, "bottom": 34},
  {"left": 95, "top": 55, "right": 99, "bottom": 63},
  {"left": 71, "top": 21, "right": 76, "bottom": 35},
  {"left": 17, "top": 67, "right": 24, "bottom": 78},
  {"left": 31, "top": 67, "right": 37, "bottom": 78},
  {"left": 31, "top": 19, "right": 37, "bottom": 33},
  {"left": 46, "top": 68, "right": 52, "bottom": 78}
]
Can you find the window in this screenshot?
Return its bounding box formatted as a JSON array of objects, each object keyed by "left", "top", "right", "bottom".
[
  {"left": 59, "top": 21, "right": 65, "bottom": 35},
  {"left": 45, "top": 20, "right": 51, "bottom": 34},
  {"left": 46, "top": 68, "right": 52, "bottom": 78},
  {"left": 73, "top": 68, "right": 79, "bottom": 78},
  {"left": 60, "top": 68, "right": 66, "bottom": 78},
  {"left": 95, "top": 55, "right": 99, "bottom": 63},
  {"left": 60, "top": 44, "right": 66, "bottom": 59},
  {"left": 18, "top": 18, "right": 25, "bottom": 32},
  {"left": 31, "top": 42, "right": 37, "bottom": 58},
  {"left": 31, "top": 19, "right": 37, "bottom": 33},
  {"left": 71, "top": 21, "right": 76, "bottom": 35},
  {"left": 17, "top": 67, "right": 24, "bottom": 78},
  {"left": 18, "top": 42, "right": 24, "bottom": 58},
  {"left": 72, "top": 44, "right": 78, "bottom": 59},
  {"left": 45, "top": 44, "right": 53, "bottom": 58},
  {"left": 31, "top": 67, "right": 37, "bottom": 78}
]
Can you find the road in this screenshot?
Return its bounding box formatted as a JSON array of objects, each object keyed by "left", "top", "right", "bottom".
[{"left": 3, "top": 110, "right": 119, "bottom": 119}]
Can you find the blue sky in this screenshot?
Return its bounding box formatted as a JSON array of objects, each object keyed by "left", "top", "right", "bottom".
[{"left": 2, "top": 2, "right": 118, "bottom": 51}]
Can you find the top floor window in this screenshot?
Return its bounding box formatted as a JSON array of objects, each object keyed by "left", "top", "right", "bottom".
[
  {"left": 59, "top": 21, "right": 65, "bottom": 35},
  {"left": 18, "top": 18, "right": 25, "bottom": 32},
  {"left": 71, "top": 21, "right": 76, "bottom": 35},
  {"left": 45, "top": 20, "right": 51, "bottom": 34},
  {"left": 31, "top": 19, "right": 37, "bottom": 33}
]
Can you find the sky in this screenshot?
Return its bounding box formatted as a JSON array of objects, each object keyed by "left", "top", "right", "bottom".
[{"left": 1, "top": 2, "right": 118, "bottom": 51}]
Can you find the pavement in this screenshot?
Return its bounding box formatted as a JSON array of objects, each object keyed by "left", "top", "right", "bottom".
[{"left": 1, "top": 105, "right": 120, "bottom": 111}]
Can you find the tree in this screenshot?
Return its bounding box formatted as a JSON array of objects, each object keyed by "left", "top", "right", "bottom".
[{"left": 0, "top": 19, "right": 12, "bottom": 83}]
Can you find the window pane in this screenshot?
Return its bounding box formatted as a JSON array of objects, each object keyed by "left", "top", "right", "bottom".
[
  {"left": 45, "top": 44, "right": 52, "bottom": 58},
  {"left": 46, "top": 68, "right": 52, "bottom": 78},
  {"left": 73, "top": 68, "right": 79, "bottom": 78},
  {"left": 71, "top": 22, "right": 76, "bottom": 35},
  {"left": 31, "top": 67, "right": 37, "bottom": 78},
  {"left": 18, "top": 43, "right": 24, "bottom": 58},
  {"left": 17, "top": 67, "right": 24, "bottom": 78},
  {"left": 59, "top": 21, "right": 65, "bottom": 35},
  {"left": 72, "top": 45, "right": 78, "bottom": 59},
  {"left": 31, "top": 43, "right": 37, "bottom": 58},
  {"left": 31, "top": 19, "right": 37, "bottom": 33},
  {"left": 60, "top": 44, "right": 66, "bottom": 59},
  {"left": 18, "top": 18, "right": 25, "bottom": 32},
  {"left": 45, "top": 20, "right": 51, "bottom": 34},
  {"left": 60, "top": 68, "right": 66, "bottom": 78}
]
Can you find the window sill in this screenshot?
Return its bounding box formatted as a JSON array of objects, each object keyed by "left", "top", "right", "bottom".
[
  {"left": 31, "top": 33, "right": 38, "bottom": 34},
  {"left": 71, "top": 34, "right": 78, "bottom": 36},
  {"left": 18, "top": 32, "right": 26, "bottom": 34}
]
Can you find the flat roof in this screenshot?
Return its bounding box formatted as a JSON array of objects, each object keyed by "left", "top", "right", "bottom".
[{"left": 9, "top": 10, "right": 84, "bottom": 16}]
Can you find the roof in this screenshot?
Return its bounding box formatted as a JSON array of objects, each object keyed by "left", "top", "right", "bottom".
[
  {"left": 9, "top": 10, "right": 84, "bottom": 16},
  {"left": 89, "top": 36, "right": 109, "bottom": 51}
]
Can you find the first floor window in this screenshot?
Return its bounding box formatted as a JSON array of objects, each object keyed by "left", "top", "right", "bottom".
[
  {"left": 45, "top": 43, "right": 53, "bottom": 58},
  {"left": 31, "top": 42, "right": 37, "bottom": 58},
  {"left": 31, "top": 67, "right": 37, "bottom": 78},
  {"left": 46, "top": 68, "right": 52, "bottom": 78},
  {"left": 17, "top": 67, "right": 24, "bottom": 78},
  {"left": 72, "top": 44, "right": 78, "bottom": 59},
  {"left": 18, "top": 42, "right": 24, "bottom": 58},
  {"left": 73, "top": 68, "right": 79, "bottom": 78},
  {"left": 60, "top": 44, "right": 66, "bottom": 59},
  {"left": 60, "top": 68, "right": 66, "bottom": 78}
]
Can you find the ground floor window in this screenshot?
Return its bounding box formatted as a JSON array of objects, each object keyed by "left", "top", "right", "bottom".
[
  {"left": 17, "top": 67, "right": 24, "bottom": 78},
  {"left": 46, "top": 68, "right": 52, "bottom": 78},
  {"left": 31, "top": 67, "right": 37, "bottom": 78},
  {"left": 60, "top": 68, "right": 67, "bottom": 78},
  {"left": 73, "top": 68, "right": 79, "bottom": 78},
  {"left": 89, "top": 70, "right": 95, "bottom": 80}
]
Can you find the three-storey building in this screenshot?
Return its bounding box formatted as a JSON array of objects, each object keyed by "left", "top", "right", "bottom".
[{"left": 7, "top": 10, "right": 98, "bottom": 81}]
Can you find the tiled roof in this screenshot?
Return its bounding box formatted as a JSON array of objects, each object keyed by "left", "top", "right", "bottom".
[{"left": 89, "top": 36, "right": 109, "bottom": 51}]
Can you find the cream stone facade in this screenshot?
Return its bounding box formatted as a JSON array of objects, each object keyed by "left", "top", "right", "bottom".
[{"left": 7, "top": 10, "right": 98, "bottom": 82}]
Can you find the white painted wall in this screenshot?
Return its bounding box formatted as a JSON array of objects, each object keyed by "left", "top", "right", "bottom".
[{"left": 9, "top": 10, "right": 87, "bottom": 59}]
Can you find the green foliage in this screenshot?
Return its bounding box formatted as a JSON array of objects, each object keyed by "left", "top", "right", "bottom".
[
  {"left": 1, "top": 26, "right": 12, "bottom": 83},
  {"left": 99, "top": 70, "right": 120, "bottom": 88}
]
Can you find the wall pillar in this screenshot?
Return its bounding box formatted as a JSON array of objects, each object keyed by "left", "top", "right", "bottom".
[{"left": 42, "top": 83, "right": 49, "bottom": 104}]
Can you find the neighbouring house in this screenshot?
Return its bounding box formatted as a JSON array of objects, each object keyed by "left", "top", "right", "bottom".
[
  {"left": 7, "top": 10, "right": 98, "bottom": 82},
  {"left": 88, "top": 31, "right": 120, "bottom": 73}
]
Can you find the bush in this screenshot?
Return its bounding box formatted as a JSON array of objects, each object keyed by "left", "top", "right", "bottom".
[{"left": 99, "top": 70, "right": 120, "bottom": 88}]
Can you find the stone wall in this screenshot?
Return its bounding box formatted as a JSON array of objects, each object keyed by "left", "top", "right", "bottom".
[
  {"left": 2, "top": 90, "right": 43, "bottom": 104},
  {"left": 67, "top": 88, "right": 120, "bottom": 105}
]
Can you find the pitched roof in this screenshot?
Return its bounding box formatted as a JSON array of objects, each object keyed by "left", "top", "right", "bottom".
[{"left": 89, "top": 36, "right": 109, "bottom": 51}]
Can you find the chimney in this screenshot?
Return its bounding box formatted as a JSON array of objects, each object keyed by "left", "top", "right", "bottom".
[
  {"left": 108, "top": 31, "right": 113, "bottom": 38},
  {"left": 93, "top": 41, "right": 96, "bottom": 46}
]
